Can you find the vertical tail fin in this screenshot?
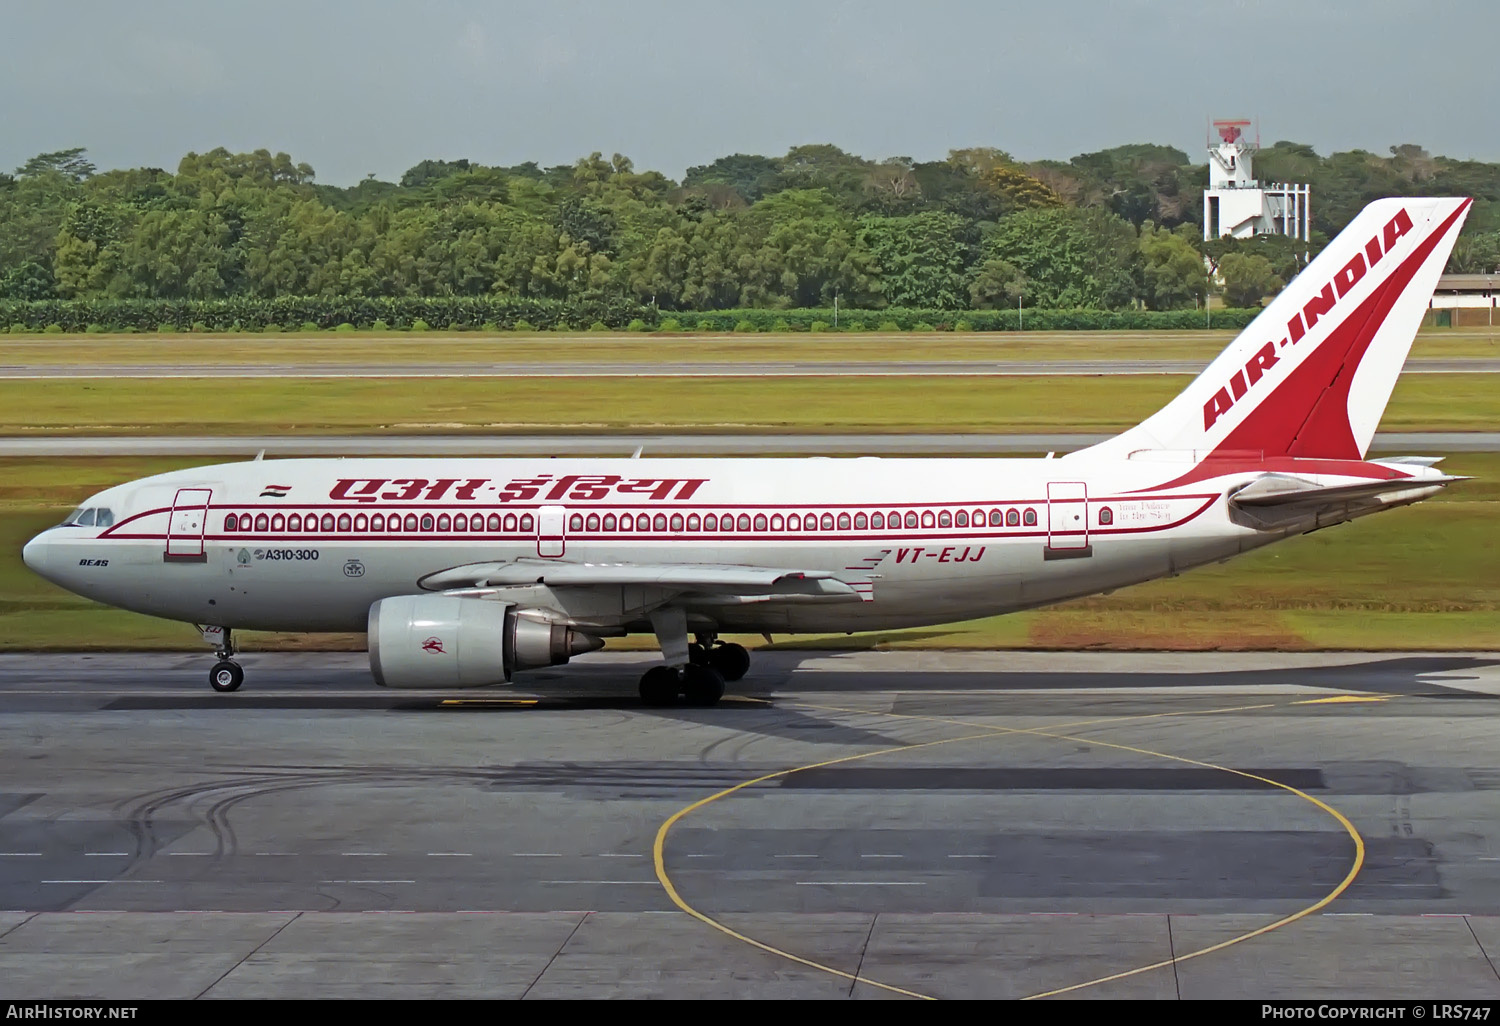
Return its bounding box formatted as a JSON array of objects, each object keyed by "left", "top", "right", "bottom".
[{"left": 1082, "top": 197, "right": 1471, "bottom": 461}]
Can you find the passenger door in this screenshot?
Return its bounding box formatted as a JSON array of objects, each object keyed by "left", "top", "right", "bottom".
[
  {"left": 1045, "top": 481, "right": 1091, "bottom": 557},
  {"left": 164, "top": 488, "right": 212, "bottom": 563}
]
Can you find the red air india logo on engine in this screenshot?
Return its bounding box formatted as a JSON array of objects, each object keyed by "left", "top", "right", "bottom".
[
  {"left": 1203, "top": 207, "right": 1415, "bottom": 431},
  {"left": 422, "top": 637, "right": 445, "bottom": 654}
]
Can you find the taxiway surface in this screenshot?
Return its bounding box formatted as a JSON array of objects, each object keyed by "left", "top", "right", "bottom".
[
  {"left": 1, "top": 357, "right": 1495, "bottom": 379},
  {"left": 1, "top": 650, "right": 1498, "bottom": 999},
  {"left": 2, "top": 431, "right": 1497, "bottom": 457}
]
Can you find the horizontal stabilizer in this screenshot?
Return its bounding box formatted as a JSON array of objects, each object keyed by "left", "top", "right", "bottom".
[
  {"left": 1227, "top": 471, "right": 1463, "bottom": 532},
  {"left": 1230, "top": 473, "right": 1465, "bottom": 507}
]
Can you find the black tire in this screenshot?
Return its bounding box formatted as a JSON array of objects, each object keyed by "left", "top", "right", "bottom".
[
  {"left": 209, "top": 660, "right": 244, "bottom": 693},
  {"left": 639, "top": 665, "right": 680, "bottom": 707},
  {"left": 708, "top": 642, "right": 751, "bottom": 682},
  {"left": 687, "top": 643, "right": 709, "bottom": 665},
  {"left": 681, "top": 664, "right": 726, "bottom": 707}
]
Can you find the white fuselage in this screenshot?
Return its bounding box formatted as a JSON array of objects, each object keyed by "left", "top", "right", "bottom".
[{"left": 24, "top": 453, "right": 1427, "bottom": 640}]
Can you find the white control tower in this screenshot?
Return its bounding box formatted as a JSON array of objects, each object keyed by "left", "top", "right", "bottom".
[{"left": 1202, "top": 119, "right": 1309, "bottom": 242}]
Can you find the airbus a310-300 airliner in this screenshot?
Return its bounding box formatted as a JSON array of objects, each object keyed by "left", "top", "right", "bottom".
[{"left": 22, "top": 197, "right": 1473, "bottom": 706}]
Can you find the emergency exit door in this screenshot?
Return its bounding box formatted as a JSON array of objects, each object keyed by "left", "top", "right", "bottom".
[{"left": 537, "top": 505, "right": 566, "bottom": 557}]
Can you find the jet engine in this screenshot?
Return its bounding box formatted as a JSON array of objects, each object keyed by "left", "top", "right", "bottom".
[{"left": 367, "top": 594, "right": 602, "bottom": 688}]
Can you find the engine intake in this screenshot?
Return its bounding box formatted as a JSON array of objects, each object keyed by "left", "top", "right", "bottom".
[{"left": 367, "top": 594, "right": 602, "bottom": 688}]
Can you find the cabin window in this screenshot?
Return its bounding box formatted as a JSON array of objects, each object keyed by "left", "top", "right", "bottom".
[
  {"left": 670, "top": 514, "right": 683, "bottom": 532},
  {"left": 687, "top": 513, "right": 701, "bottom": 531},
  {"left": 904, "top": 512, "right": 918, "bottom": 529},
  {"left": 400, "top": 514, "right": 415, "bottom": 531},
  {"left": 889, "top": 510, "right": 900, "bottom": 527},
  {"left": 618, "top": 513, "right": 632, "bottom": 532},
  {"left": 653, "top": 514, "right": 667, "bottom": 532},
  {"left": 418, "top": 514, "right": 432, "bottom": 531},
  {"left": 805, "top": 514, "right": 818, "bottom": 532},
  {"left": 702, "top": 513, "right": 716, "bottom": 531},
  {"left": 388, "top": 516, "right": 401, "bottom": 534},
  {"left": 469, "top": 514, "right": 484, "bottom": 531},
  {"left": 1099, "top": 507, "right": 1113, "bottom": 526},
  {"left": 854, "top": 512, "right": 867, "bottom": 529},
  {"left": 636, "top": 513, "right": 650, "bottom": 531},
  {"left": 786, "top": 513, "right": 799, "bottom": 531},
  {"left": 836, "top": 513, "right": 850, "bottom": 530},
  {"left": 955, "top": 510, "right": 968, "bottom": 528},
  {"left": 224, "top": 514, "right": 238, "bottom": 532},
  {"left": 921, "top": 511, "right": 935, "bottom": 528},
  {"left": 1023, "top": 508, "right": 1038, "bottom": 526},
  {"left": 737, "top": 514, "right": 751, "bottom": 531},
  {"left": 502, "top": 514, "right": 516, "bottom": 532},
  {"left": 254, "top": 513, "right": 269, "bottom": 532},
  {"left": 820, "top": 513, "right": 834, "bottom": 530},
  {"left": 486, "top": 514, "right": 500, "bottom": 532},
  {"left": 366, "top": 514, "right": 380, "bottom": 532},
  {"left": 938, "top": 510, "right": 952, "bottom": 528},
  {"left": 753, "top": 514, "right": 768, "bottom": 531},
  {"left": 569, "top": 514, "right": 583, "bottom": 531},
  {"left": 520, "top": 514, "right": 534, "bottom": 532},
  {"left": 1005, "top": 509, "right": 1019, "bottom": 527},
  {"left": 271, "top": 514, "right": 285, "bottom": 531},
  {"left": 865, "top": 512, "right": 879, "bottom": 530},
  {"left": 770, "top": 513, "right": 784, "bottom": 531},
  {"left": 337, "top": 514, "right": 352, "bottom": 532},
  {"left": 586, "top": 513, "right": 600, "bottom": 532},
  {"left": 451, "top": 514, "right": 465, "bottom": 533},
  {"left": 603, "top": 513, "right": 617, "bottom": 531},
  {"left": 437, "top": 514, "right": 451, "bottom": 532},
  {"left": 354, "top": 514, "right": 368, "bottom": 531}
]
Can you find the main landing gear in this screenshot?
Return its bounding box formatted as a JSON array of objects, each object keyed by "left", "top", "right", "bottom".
[
  {"left": 200, "top": 625, "right": 243, "bottom": 693},
  {"left": 636, "top": 613, "right": 751, "bottom": 708}
]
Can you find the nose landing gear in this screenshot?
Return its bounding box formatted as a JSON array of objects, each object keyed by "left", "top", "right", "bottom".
[{"left": 199, "top": 625, "right": 243, "bottom": 693}]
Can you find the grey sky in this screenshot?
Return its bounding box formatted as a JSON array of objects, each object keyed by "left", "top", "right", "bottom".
[{"left": 2, "top": 1, "right": 1492, "bottom": 186}]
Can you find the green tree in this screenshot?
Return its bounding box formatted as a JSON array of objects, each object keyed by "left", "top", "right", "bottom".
[
  {"left": 1217, "top": 252, "right": 1283, "bottom": 308},
  {"left": 1138, "top": 223, "right": 1207, "bottom": 310},
  {"left": 15, "top": 148, "right": 96, "bottom": 182},
  {"left": 859, "top": 212, "right": 975, "bottom": 309},
  {"left": 983, "top": 207, "right": 1139, "bottom": 308}
]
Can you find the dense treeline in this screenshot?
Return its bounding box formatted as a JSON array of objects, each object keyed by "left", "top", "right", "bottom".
[
  {"left": 0, "top": 296, "right": 1262, "bottom": 333},
  {"left": 1, "top": 141, "right": 1497, "bottom": 316}
]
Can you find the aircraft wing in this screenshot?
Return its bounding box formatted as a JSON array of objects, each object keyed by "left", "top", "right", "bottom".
[
  {"left": 1228, "top": 472, "right": 1466, "bottom": 530},
  {"left": 417, "top": 559, "right": 876, "bottom": 603}
]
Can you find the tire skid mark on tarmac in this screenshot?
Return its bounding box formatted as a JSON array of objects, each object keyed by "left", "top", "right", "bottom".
[{"left": 651, "top": 697, "right": 1368, "bottom": 1000}]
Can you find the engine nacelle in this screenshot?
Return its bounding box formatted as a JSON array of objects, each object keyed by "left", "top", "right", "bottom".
[{"left": 367, "top": 594, "right": 602, "bottom": 688}]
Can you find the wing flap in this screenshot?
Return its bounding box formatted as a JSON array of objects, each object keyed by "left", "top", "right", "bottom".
[{"left": 419, "top": 560, "right": 874, "bottom": 602}]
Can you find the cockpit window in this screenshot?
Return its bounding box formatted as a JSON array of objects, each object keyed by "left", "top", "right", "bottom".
[{"left": 57, "top": 507, "right": 115, "bottom": 528}]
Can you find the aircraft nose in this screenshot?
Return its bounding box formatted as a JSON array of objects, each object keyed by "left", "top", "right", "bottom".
[{"left": 22, "top": 532, "right": 49, "bottom": 575}]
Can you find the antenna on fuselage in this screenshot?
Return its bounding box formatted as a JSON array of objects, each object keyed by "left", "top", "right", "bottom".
[
  {"left": 630, "top": 445, "right": 644, "bottom": 459},
  {"left": 254, "top": 449, "right": 265, "bottom": 461}
]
